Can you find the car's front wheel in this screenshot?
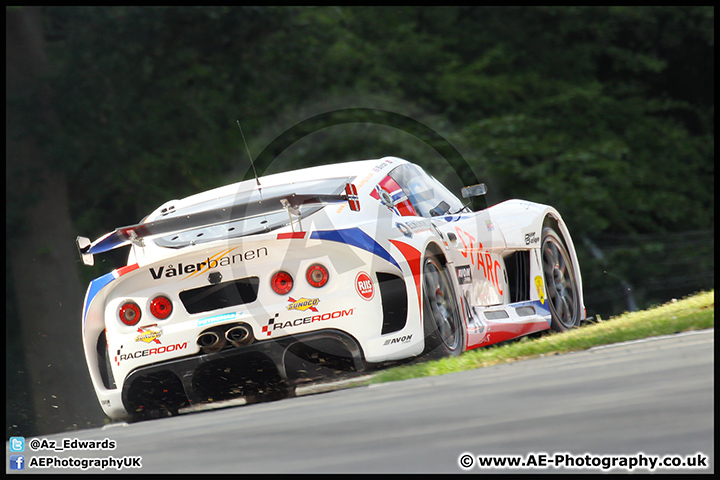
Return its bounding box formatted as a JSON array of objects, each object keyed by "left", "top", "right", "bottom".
[
  {"left": 422, "top": 255, "right": 465, "bottom": 357},
  {"left": 541, "top": 227, "right": 581, "bottom": 332}
]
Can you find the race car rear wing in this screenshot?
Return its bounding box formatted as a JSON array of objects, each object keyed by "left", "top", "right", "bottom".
[{"left": 76, "top": 178, "right": 360, "bottom": 266}]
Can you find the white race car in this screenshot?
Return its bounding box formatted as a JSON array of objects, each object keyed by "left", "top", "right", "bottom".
[{"left": 77, "top": 157, "right": 585, "bottom": 421}]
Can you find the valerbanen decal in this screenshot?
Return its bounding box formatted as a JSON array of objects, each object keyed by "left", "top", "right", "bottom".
[{"left": 148, "top": 247, "right": 268, "bottom": 280}]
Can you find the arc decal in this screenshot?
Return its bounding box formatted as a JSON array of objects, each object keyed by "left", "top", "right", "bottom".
[{"left": 454, "top": 226, "right": 504, "bottom": 295}]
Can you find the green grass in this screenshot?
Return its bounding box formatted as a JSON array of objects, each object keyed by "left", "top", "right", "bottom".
[{"left": 370, "top": 290, "right": 714, "bottom": 384}]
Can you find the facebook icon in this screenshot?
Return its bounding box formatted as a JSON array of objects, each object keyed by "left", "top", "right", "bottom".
[{"left": 9, "top": 455, "right": 25, "bottom": 470}]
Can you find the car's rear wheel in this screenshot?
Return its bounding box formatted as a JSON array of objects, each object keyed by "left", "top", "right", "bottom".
[
  {"left": 422, "top": 255, "right": 464, "bottom": 357},
  {"left": 541, "top": 227, "right": 581, "bottom": 332}
]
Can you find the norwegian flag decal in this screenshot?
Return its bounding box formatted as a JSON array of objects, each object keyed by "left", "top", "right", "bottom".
[
  {"left": 345, "top": 183, "right": 360, "bottom": 211},
  {"left": 370, "top": 176, "right": 418, "bottom": 217}
]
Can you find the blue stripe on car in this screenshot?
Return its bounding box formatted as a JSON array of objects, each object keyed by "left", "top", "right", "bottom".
[
  {"left": 83, "top": 272, "right": 116, "bottom": 326},
  {"left": 311, "top": 228, "right": 400, "bottom": 270}
]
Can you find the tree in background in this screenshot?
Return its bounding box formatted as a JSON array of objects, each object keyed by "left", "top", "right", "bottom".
[{"left": 7, "top": 6, "right": 105, "bottom": 435}]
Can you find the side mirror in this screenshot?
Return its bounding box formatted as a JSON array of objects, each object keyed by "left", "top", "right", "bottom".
[{"left": 461, "top": 183, "right": 487, "bottom": 198}]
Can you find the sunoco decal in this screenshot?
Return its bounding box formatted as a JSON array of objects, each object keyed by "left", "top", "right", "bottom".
[
  {"left": 135, "top": 325, "right": 162, "bottom": 344},
  {"left": 286, "top": 297, "right": 320, "bottom": 312},
  {"left": 148, "top": 247, "right": 268, "bottom": 280}
]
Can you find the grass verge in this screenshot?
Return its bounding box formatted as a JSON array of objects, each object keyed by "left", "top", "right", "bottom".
[{"left": 370, "top": 290, "right": 714, "bottom": 384}]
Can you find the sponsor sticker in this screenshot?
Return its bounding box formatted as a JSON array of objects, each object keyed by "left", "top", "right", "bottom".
[
  {"left": 115, "top": 342, "right": 188, "bottom": 365},
  {"left": 525, "top": 231, "right": 539, "bottom": 245},
  {"left": 262, "top": 309, "right": 354, "bottom": 337},
  {"left": 134, "top": 325, "right": 162, "bottom": 344},
  {"left": 198, "top": 312, "right": 240, "bottom": 327},
  {"left": 383, "top": 334, "right": 413, "bottom": 346},
  {"left": 148, "top": 247, "right": 268, "bottom": 281},
  {"left": 454, "top": 227, "right": 504, "bottom": 295},
  {"left": 535, "top": 276, "right": 545, "bottom": 304},
  {"left": 456, "top": 265, "right": 472, "bottom": 285},
  {"left": 355, "top": 271, "right": 374, "bottom": 301},
  {"left": 287, "top": 297, "right": 320, "bottom": 312}
]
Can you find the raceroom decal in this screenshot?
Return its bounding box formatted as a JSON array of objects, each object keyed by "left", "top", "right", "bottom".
[{"left": 262, "top": 309, "right": 354, "bottom": 337}]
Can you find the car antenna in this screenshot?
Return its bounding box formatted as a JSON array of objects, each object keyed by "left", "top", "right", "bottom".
[{"left": 237, "top": 120, "right": 260, "bottom": 187}]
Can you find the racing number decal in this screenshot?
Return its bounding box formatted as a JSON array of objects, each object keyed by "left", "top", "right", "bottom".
[{"left": 454, "top": 227, "right": 504, "bottom": 295}]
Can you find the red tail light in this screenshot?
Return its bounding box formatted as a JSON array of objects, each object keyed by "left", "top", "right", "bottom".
[
  {"left": 271, "top": 271, "right": 293, "bottom": 295},
  {"left": 150, "top": 295, "right": 173, "bottom": 319},
  {"left": 306, "top": 264, "right": 329, "bottom": 288},
  {"left": 119, "top": 301, "right": 141, "bottom": 326}
]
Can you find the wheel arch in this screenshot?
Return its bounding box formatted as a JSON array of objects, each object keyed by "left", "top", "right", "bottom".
[
  {"left": 541, "top": 213, "right": 586, "bottom": 323},
  {"left": 423, "top": 241, "right": 447, "bottom": 265}
]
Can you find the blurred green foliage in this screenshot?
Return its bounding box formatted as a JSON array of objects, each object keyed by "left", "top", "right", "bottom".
[{"left": 24, "top": 6, "right": 714, "bottom": 317}]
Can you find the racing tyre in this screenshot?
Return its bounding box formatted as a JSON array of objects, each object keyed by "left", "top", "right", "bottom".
[
  {"left": 541, "top": 227, "right": 581, "bottom": 332},
  {"left": 422, "top": 255, "right": 464, "bottom": 357}
]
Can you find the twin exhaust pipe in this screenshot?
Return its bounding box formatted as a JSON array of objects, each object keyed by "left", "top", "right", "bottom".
[{"left": 197, "top": 324, "right": 253, "bottom": 354}]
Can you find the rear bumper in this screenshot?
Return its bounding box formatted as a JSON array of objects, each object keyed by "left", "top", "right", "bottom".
[{"left": 116, "top": 328, "right": 365, "bottom": 419}]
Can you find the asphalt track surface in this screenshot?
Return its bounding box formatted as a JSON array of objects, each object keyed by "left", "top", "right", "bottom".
[{"left": 7, "top": 329, "right": 713, "bottom": 474}]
